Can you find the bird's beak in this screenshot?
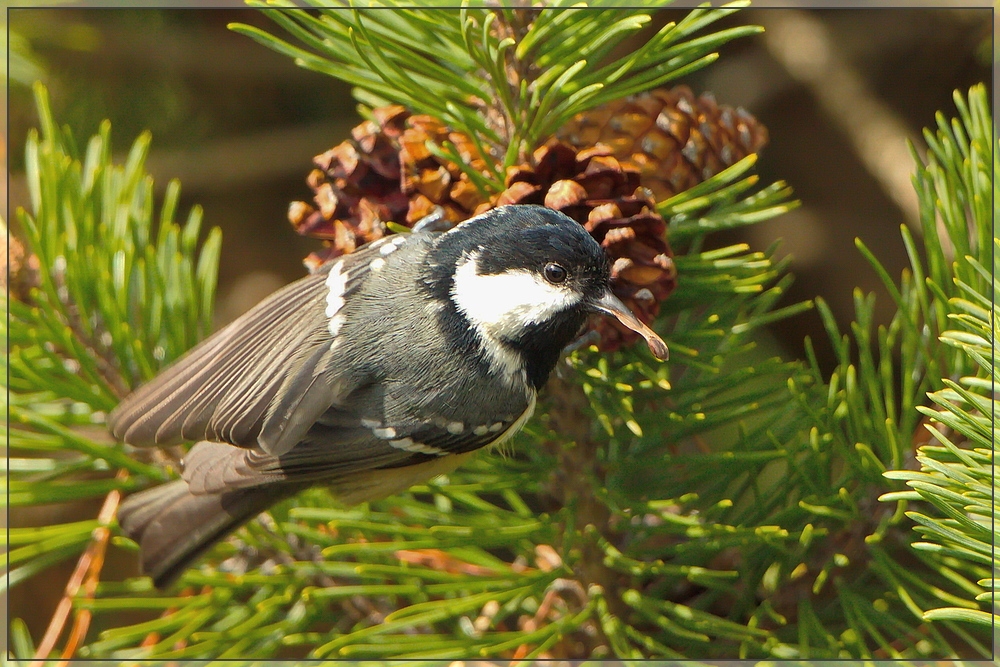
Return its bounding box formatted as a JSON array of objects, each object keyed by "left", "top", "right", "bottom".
[{"left": 591, "top": 290, "right": 669, "bottom": 361}]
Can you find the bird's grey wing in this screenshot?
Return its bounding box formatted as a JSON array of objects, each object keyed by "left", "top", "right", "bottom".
[
  {"left": 228, "top": 389, "right": 534, "bottom": 484},
  {"left": 108, "top": 249, "right": 375, "bottom": 455},
  {"left": 181, "top": 403, "right": 532, "bottom": 495},
  {"left": 178, "top": 427, "right": 407, "bottom": 494}
]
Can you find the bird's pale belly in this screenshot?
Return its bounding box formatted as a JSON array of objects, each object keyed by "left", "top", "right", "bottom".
[{"left": 329, "top": 451, "right": 475, "bottom": 505}]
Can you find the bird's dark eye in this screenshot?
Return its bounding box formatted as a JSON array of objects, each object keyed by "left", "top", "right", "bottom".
[{"left": 544, "top": 263, "right": 568, "bottom": 284}]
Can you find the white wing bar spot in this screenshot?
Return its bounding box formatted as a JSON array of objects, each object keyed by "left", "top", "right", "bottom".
[
  {"left": 389, "top": 437, "right": 448, "bottom": 456},
  {"left": 325, "top": 260, "right": 347, "bottom": 338}
]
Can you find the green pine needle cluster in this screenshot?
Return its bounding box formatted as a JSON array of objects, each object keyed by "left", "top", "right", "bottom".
[
  {"left": 230, "top": 0, "right": 758, "bottom": 190},
  {"left": 885, "top": 243, "right": 998, "bottom": 629},
  {"left": 879, "top": 86, "right": 998, "bottom": 631},
  {"left": 4, "top": 4, "right": 994, "bottom": 662},
  {"left": 5, "top": 83, "right": 220, "bottom": 605}
]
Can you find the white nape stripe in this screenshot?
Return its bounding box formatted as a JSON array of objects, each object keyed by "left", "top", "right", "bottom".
[
  {"left": 450, "top": 252, "right": 580, "bottom": 381},
  {"left": 325, "top": 260, "right": 347, "bottom": 338}
]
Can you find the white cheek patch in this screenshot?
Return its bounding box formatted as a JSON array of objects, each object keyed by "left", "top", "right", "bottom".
[{"left": 450, "top": 253, "right": 581, "bottom": 340}]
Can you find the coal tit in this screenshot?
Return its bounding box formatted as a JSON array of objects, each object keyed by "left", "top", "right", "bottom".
[{"left": 110, "top": 204, "right": 669, "bottom": 587}]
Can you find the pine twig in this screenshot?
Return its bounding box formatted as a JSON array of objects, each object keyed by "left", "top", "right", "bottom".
[
  {"left": 395, "top": 548, "right": 498, "bottom": 576},
  {"left": 513, "top": 585, "right": 560, "bottom": 659},
  {"left": 31, "top": 470, "right": 126, "bottom": 664},
  {"left": 140, "top": 602, "right": 185, "bottom": 649}
]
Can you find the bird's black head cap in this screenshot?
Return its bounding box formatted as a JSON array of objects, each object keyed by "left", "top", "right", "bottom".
[
  {"left": 425, "top": 205, "right": 613, "bottom": 388},
  {"left": 430, "top": 205, "right": 610, "bottom": 294}
]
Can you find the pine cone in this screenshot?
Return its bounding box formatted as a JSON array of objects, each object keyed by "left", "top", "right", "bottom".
[
  {"left": 398, "top": 114, "right": 489, "bottom": 224},
  {"left": 289, "top": 112, "right": 678, "bottom": 352},
  {"left": 482, "top": 141, "right": 676, "bottom": 352},
  {"left": 557, "top": 85, "right": 769, "bottom": 202},
  {"left": 288, "top": 105, "right": 488, "bottom": 270}
]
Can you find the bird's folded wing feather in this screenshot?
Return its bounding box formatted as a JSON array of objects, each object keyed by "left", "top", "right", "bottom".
[
  {"left": 178, "top": 414, "right": 522, "bottom": 495},
  {"left": 107, "top": 251, "right": 372, "bottom": 454}
]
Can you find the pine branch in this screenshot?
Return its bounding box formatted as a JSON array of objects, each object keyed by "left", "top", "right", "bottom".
[
  {"left": 874, "top": 84, "right": 996, "bottom": 626},
  {"left": 28, "top": 475, "right": 123, "bottom": 665},
  {"left": 776, "top": 84, "right": 995, "bottom": 655},
  {"left": 882, "top": 248, "right": 997, "bottom": 629},
  {"left": 5, "top": 82, "right": 222, "bottom": 658},
  {"left": 230, "top": 2, "right": 758, "bottom": 182}
]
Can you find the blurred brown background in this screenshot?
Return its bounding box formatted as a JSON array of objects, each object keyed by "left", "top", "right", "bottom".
[{"left": 5, "top": 5, "right": 992, "bottom": 640}]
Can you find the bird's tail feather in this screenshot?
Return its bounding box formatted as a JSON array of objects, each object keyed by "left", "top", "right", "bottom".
[{"left": 118, "top": 480, "right": 298, "bottom": 588}]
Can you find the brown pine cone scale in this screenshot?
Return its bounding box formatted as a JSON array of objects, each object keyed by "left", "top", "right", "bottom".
[
  {"left": 558, "top": 85, "right": 768, "bottom": 202},
  {"left": 486, "top": 140, "right": 676, "bottom": 352}
]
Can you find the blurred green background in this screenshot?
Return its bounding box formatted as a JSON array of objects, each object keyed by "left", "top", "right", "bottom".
[{"left": 5, "top": 5, "right": 992, "bottom": 641}]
